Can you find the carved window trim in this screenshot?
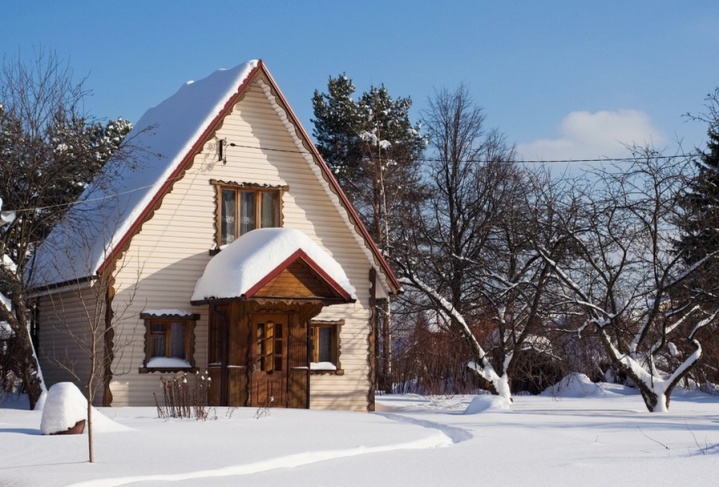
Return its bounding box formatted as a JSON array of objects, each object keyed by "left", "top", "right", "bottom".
[
  {"left": 310, "top": 319, "right": 344, "bottom": 375},
  {"left": 210, "top": 180, "right": 286, "bottom": 250},
  {"left": 139, "top": 312, "right": 199, "bottom": 373}
]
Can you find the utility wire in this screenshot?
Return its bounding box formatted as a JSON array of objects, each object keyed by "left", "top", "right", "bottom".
[
  {"left": 2, "top": 141, "right": 697, "bottom": 214},
  {"left": 228, "top": 141, "right": 695, "bottom": 164}
]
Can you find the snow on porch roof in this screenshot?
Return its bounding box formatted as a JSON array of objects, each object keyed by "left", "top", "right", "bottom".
[{"left": 191, "top": 228, "right": 356, "bottom": 303}]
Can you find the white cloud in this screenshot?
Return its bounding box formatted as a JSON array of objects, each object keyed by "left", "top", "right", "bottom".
[{"left": 517, "top": 109, "right": 665, "bottom": 161}]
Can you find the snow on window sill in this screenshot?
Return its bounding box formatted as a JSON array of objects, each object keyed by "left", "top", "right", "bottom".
[
  {"left": 310, "top": 362, "right": 343, "bottom": 375},
  {"left": 139, "top": 357, "right": 196, "bottom": 374},
  {"left": 310, "top": 362, "right": 336, "bottom": 371}
]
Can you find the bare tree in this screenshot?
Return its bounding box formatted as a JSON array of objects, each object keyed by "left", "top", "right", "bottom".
[
  {"left": 393, "top": 86, "right": 561, "bottom": 400},
  {"left": 39, "top": 246, "right": 139, "bottom": 463},
  {"left": 31, "top": 189, "right": 142, "bottom": 463},
  {"left": 533, "top": 147, "right": 719, "bottom": 412},
  {"left": 0, "top": 49, "right": 132, "bottom": 409}
]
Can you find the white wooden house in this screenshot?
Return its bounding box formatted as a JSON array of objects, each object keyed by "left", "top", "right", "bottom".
[{"left": 31, "top": 60, "right": 399, "bottom": 411}]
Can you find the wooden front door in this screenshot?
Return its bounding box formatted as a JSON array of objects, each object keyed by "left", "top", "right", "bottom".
[{"left": 250, "top": 314, "right": 288, "bottom": 407}]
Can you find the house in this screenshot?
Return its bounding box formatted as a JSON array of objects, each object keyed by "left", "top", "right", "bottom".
[{"left": 30, "top": 60, "right": 400, "bottom": 411}]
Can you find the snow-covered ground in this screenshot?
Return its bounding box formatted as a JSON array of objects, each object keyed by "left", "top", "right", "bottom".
[{"left": 1, "top": 378, "right": 717, "bottom": 486}]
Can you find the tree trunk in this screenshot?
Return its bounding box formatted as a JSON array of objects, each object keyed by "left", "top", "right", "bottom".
[
  {"left": 381, "top": 299, "right": 392, "bottom": 394},
  {"left": 16, "top": 327, "right": 43, "bottom": 409}
]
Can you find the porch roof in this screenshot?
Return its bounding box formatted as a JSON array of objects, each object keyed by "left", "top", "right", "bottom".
[{"left": 191, "top": 228, "right": 356, "bottom": 304}]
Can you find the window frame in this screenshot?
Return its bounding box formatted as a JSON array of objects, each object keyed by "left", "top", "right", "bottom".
[
  {"left": 310, "top": 320, "right": 343, "bottom": 375},
  {"left": 211, "top": 180, "right": 286, "bottom": 249},
  {"left": 139, "top": 313, "right": 199, "bottom": 373}
]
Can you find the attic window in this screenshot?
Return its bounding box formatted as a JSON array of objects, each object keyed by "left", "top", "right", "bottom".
[
  {"left": 139, "top": 312, "right": 199, "bottom": 373},
  {"left": 213, "top": 182, "right": 284, "bottom": 247}
]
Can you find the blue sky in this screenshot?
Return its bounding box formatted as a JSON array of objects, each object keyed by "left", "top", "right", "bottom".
[{"left": 3, "top": 1, "right": 718, "bottom": 161}]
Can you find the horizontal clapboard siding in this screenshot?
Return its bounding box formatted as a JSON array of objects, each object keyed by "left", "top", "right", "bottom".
[{"left": 37, "top": 283, "right": 106, "bottom": 405}]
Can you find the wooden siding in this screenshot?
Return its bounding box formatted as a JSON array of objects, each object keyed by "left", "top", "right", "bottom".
[
  {"left": 37, "top": 283, "right": 106, "bottom": 405},
  {"left": 89, "top": 78, "right": 375, "bottom": 410},
  {"left": 255, "top": 260, "right": 343, "bottom": 300}
]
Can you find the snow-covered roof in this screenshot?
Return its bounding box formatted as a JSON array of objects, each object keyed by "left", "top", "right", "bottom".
[
  {"left": 28, "top": 60, "right": 400, "bottom": 295},
  {"left": 191, "top": 228, "right": 355, "bottom": 303},
  {"left": 29, "top": 61, "right": 260, "bottom": 288}
]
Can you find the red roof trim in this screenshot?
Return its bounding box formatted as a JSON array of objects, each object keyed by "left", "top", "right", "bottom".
[
  {"left": 244, "top": 248, "right": 354, "bottom": 302},
  {"left": 259, "top": 66, "right": 401, "bottom": 293},
  {"left": 97, "top": 62, "right": 263, "bottom": 275}
]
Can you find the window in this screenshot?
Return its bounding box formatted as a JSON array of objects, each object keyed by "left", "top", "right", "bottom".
[
  {"left": 217, "top": 185, "right": 281, "bottom": 246},
  {"left": 255, "top": 320, "right": 284, "bottom": 373},
  {"left": 310, "top": 320, "right": 342, "bottom": 372},
  {"left": 140, "top": 312, "right": 199, "bottom": 372}
]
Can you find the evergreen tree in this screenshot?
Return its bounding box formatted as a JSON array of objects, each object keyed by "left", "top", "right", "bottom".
[
  {"left": 312, "top": 75, "right": 425, "bottom": 393},
  {"left": 677, "top": 93, "right": 719, "bottom": 265},
  {"left": 675, "top": 89, "right": 719, "bottom": 387},
  {"left": 312, "top": 75, "right": 426, "bottom": 250}
]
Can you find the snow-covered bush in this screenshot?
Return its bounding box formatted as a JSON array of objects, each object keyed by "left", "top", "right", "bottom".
[{"left": 40, "top": 382, "right": 87, "bottom": 435}]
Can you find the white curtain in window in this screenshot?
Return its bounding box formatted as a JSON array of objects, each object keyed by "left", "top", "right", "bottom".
[
  {"left": 170, "top": 322, "right": 186, "bottom": 358},
  {"left": 221, "top": 189, "right": 236, "bottom": 244},
  {"left": 240, "top": 191, "right": 255, "bottom": 235}
]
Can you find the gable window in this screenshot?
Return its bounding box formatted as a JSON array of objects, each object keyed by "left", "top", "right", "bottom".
[
  {"left": 140, "top": 312, "right": 199, "bottom": 372},
  {"left": 310, "top": 320, "right": 343, "bottom": 373},
  {"left": 215, "top": 182, "right": 283, "bottom": 247}
]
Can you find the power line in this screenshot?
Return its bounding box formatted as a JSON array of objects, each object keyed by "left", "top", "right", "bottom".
[
  {"left": 228, "top": 140, "right": 695, "bottom": 164},
  {"left": 6, "top": 169, "right": 193, "bottom": 215},
  {"left": 514, "top": 154, "right": 692, "bottom": 164},
  {"left": 2, "top": 141, "right": 696, "bottom": 215}
]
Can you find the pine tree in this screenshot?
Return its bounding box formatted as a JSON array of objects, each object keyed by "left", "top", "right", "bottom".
[
  {"left": 312, "top": 75, "right": 426, "bottom": 250},
  {"left": 312, "top": 75, "right": 426, "bottom": 393},
  {"left": 674, "top": 90, "right": 719, "bottom": 388},
  {"left": 677, "top": 115, "right": 719, "bottom": 265},
  {"left": 676, "top": 88, "right": 719, "bottom": 264}
]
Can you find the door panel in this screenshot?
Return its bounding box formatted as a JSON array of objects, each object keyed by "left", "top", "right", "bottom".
[
  {"left": 251, "top": 314, "right": 287, "bottom": 407},
  {"left": 208, "top": 303, "right": 251, "bottom": 407}
]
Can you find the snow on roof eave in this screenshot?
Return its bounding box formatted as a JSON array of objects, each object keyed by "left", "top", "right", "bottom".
[
  {"left": 94, "top": 61, "right": 262, "bottom": 277},
  {"left": 28, "top": 274, "right": 98, "bottom": 298},
  {"left": 254, "top": 75, "right": 401, "bottom": 298},
  {"left": 191, "top": 293, "right": 354, "bottom": 306}
]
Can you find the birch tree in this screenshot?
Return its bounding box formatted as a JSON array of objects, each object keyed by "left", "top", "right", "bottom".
[{"left": 38, "top": 241, "right": 139, "bottom": 463}]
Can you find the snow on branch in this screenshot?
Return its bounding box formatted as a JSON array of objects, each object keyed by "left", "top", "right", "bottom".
[
  {"left": 534, "top": 243, "right": 609, "bottom": 320},
  {"left": 0, "top": 197, "right": 16, "bottom": 228},
  {"left": 0, "top": 291, "right": 12, "bottom": 315},
  {"left": 398, "top": 275, "right": 504, "bottom": 390}
]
